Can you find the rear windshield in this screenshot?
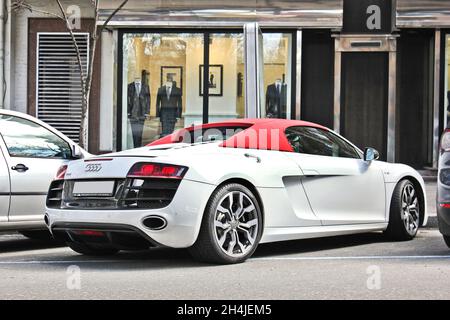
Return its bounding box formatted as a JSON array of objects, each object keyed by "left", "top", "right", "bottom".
[{"left": 178, "top": 126, "right": 249, "bottom": 143}]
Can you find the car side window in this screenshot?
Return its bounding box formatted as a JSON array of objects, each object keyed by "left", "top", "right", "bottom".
[
  {"left": 0, "top": 115, "right": 72, "bottom": 159},
  {"left": 285, "top": 126, "right": 360, "bottom": 159}
]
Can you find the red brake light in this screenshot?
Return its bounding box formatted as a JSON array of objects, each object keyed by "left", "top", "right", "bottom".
[
  {"left": 55, "top": 165, "right": 68, "bottom": 180},
  {"left": 127, "top": 163, "right": 187, "bottom": 179},
  {"left": 72, "top": 230, "right": 105, "bottom": 237}
]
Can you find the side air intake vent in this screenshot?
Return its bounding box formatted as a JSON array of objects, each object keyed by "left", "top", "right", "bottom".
[{"left": 46, "top": 180, "right": 65, "bottom": 209}]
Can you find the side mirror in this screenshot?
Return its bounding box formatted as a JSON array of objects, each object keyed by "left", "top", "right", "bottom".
[
  {"left": 72, "top": 145, "right": 84, "bottom": 159},
  {"left": 364, "top": 147, "right": 380, "bottom": 162}
]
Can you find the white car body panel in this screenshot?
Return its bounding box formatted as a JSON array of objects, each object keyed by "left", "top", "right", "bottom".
[
  {"left": 285, "top": 153, "right": 386, "bottom": 225},
  {"left": 7, "top": 157, "right": 72, "bottom": 222},
  {"left": 0, "top": 110, "right": 88, "bottom": 231},
  {"left": 47, "top": 134, "right": 428, "bottom": 248},
  {"left": 260, "top": 223, "right": 389, "bottom": 244},
  {"left": 375, "top": 162, "right": 428, "bottom": 225},
  {"left": 0, "top": 145, "right": 10, "bottom": 223}
]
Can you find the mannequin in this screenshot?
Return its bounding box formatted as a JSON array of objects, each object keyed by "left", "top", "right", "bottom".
[
  {"left": 156, "top": 76, "right": 182, "bottom": 137},
  {"left": 447, "top": 91, "right": 450, "bottom": 127},
  {"left": 127, "top": 70, "right": 151, "bottom": 147},
  {"left": 265, "top": 78, "right": 287, "bottom": 118}
]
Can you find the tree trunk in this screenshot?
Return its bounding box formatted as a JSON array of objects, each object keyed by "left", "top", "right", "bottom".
[{"left": 79, "top": 93, "right": 89, "bottom": 149}]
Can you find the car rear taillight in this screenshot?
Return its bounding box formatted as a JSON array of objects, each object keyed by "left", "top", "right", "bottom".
[
  {"left": 440, "top": 130, "right": 450, "bottom": 152},
  {"left": 127, "top": 162, "right": 187, "bottom": 179},
  {"left": 55, "top": 165, "right": 68, "bottom": 180}
]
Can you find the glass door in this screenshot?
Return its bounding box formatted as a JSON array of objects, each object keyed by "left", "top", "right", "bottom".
[
  {"left": 258, "top": 27, "right": 266, "bottom": 118},
  {"left": 261, "top": 32, "right": 294, "bottom": 119},
  {"left": 207, "top": 33, "right": 246, "bottom": 122},
  {"left": 121, "top": 32, "right": 204, "bottom": 149}
]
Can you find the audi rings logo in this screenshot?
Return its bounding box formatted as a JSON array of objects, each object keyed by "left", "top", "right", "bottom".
[{"left": 85, "top": 163, "right": 102, "bottom": 172}]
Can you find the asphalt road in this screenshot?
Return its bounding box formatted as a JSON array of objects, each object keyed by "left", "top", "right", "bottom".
[{"left": 0, "top": 182, "right": 448, "bottom": 300}]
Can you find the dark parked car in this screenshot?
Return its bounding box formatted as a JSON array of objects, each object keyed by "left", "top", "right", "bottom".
[{"left": 437, "top": 129, "right": 450, "bottom": 247}]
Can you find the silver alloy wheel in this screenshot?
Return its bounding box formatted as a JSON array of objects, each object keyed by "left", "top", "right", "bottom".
[
  {"left": 401, "top": 183, "right": 420, "bottom": 235},
  {"left": 214, "top": 191, "right": 259, "bottom": 257}
]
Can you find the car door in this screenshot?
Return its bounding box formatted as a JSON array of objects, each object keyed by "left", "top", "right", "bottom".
[
  {"left": 284, "top": 126, "right": 386, "bottom": 225},
  {"left": 0, "top": 142, "right": 10, "bottom": 223},
  {"left": 0, "top": 114, "right": 73, "bottom": 222}
]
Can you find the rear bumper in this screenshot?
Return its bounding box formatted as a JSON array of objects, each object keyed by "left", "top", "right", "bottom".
[
  {"left": 51, "top": 222, "right": 161, "bottom": 249},
  {"left": 437, "top": 206, "right": 450, "bottom": 236},
  {"left": 46, "top": 179, "right": 215, "bottom": 248}
]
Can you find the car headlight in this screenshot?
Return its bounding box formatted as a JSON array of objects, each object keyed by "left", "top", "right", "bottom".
[
  {"left": 440, "top": 169, "right": 450, "bottom": 186},
  {"left": 441, "top": 130, "right": 450, "bottom": 153}
]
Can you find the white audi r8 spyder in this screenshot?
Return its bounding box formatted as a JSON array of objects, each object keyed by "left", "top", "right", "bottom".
[{"left": 46, "top": 119, "right": 427, "bottom": 264}]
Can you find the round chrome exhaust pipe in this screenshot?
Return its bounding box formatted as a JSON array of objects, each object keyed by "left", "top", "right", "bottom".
[{"left": 142, "top": 216, "right": 167, "bottom": 231}]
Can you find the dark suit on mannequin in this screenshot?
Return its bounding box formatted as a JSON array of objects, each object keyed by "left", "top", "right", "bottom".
[
  {"left": 127, "top": 81, "right": 150, "bottom": 147},
  {"left": 266, "top": 82, "right": 287, "bottom": 119},
  {"left": 156, "top": 84, "right": 182, "bottom": 136}
]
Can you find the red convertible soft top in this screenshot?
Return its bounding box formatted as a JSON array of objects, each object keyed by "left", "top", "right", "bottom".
[{"left": 147, "top": 118, "right": 328, "bottom": 152}]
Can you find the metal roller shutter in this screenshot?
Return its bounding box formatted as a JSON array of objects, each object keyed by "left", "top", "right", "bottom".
[{"left": 36, "top": 32, "right": 89, "bottom": 142}]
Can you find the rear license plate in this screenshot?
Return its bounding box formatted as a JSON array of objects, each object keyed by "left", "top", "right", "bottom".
[{"left": 72, "top": 181, "right": 115, "bottom": 197}]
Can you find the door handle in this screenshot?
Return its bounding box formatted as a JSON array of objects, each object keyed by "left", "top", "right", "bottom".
[{"left": 11, "top": 164, "right": 29, "bottom": 172}]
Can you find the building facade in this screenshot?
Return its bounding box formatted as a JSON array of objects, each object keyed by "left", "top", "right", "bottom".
[{"left": 2, "top": 0, "right": 450, "bottom": 169}]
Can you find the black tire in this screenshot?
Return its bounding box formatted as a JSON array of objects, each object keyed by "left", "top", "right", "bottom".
[
  {"left": 444, "top": 235, "right": 450, "bottom": 248},
  {"left": 19, "top": 230, "right": 53, "bottom": 241},
  {"left": 67, "top": 241, "right": 119, "bottom": 256},
  {"left": 385, "top": 179, "right": 421, "bottom": 241},
  {"left": 189, "top": 183, "right": 263, "bottom": 264}
]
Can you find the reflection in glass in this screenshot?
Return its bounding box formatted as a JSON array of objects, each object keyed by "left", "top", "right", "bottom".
[
  {"left": 262, "top": 33, "right": 292, "bottom": 119},
  {"left": 122, "top": 33, "right": 204, "bottom": 149},
  {"left": 208, "top": 33, "right": 245, "bottom": 122},
  {"left": 285, "top": 126, "right": 360, "bottom": 159},
  {"left": 445, "top": 35, "right": 450, "bottom": 128},
  {"left": 0, "top": 115, "right": 72, "bottom": 158}
]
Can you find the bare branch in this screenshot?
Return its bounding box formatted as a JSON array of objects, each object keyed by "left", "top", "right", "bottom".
[
  {"left": 11, "top": 1, "right": 64, "bottom": 19},
  {"left": 98, "top": 0, "right": 128, "bottom": 34},
  {"left": 11, "top": 1, "right": 33, "bottom": 13},
  {"left": 55, "top": 0, "right": 87, "bottom": 90}
]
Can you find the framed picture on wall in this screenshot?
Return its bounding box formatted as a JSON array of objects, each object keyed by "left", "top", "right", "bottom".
[
  {"left": 160, "top": 66, "right": 183, "bottom": 91},
  {"left": 199, "top": 64, "right": 223, "bottom": 96}
]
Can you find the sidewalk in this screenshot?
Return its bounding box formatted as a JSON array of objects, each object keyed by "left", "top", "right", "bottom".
[{"left": 425, "top": 180, "right": 436, "bottom": 217}]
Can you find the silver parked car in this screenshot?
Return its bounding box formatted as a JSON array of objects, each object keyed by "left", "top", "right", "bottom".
[{"left": 0, "top": 109, "right": 87, "bottom": 238}]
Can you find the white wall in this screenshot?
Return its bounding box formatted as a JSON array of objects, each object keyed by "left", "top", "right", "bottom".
[
  {"left": 99, "top": 30, "right": 116, "bottom": 152},
  {"left": 3, "top": 0, "right": 14, "bottom": 110}
]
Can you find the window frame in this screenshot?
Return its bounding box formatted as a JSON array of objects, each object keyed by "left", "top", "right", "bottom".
[
  {"left": 260, "top": 29, "right": 297, "bottom": 121},
  {"left": 0, "top": 114, "right": 73, "bottom": 160},
  {"left": 285, "top": 125, "right": 363, "bottom": 159}
]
